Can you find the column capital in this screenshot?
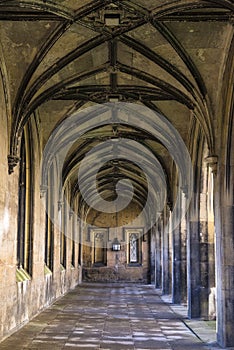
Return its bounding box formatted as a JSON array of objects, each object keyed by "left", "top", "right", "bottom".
[{"left": 205, "top": 155, "right": 218, "bottom": 174}]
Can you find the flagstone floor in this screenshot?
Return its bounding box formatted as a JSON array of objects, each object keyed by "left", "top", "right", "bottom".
[{"left": 0, "top": 283, "right": 226, "bottom": 350}]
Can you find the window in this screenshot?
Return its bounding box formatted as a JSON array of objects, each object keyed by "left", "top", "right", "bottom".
[
  {"left": 59, "top": 194, "right": 68, "bottom": 268},
  {"left": 78, "top": 219, "right": 82, "bottom": 266},
  {"left": 70, "top": 211, "right": 75, "bottom": 267},
  {"left": 125, "top": 228, "right": 143, "bottom": 265},
  {"left": 45, "top": 164, "right": 54, "bottom": 271},
  {"left": 129, "top": 233, "right": 139, "bottom": 263},
  {"left": 60, "top": 199, "right": 67, "bottom": 268},
  {"left": 17, "top": 127, "right": 33, "bottom": 275}
]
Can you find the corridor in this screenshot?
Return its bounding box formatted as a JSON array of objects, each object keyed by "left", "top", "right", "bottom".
[{"left": 0, "top": 283, "right": 218, "bottom": 350}]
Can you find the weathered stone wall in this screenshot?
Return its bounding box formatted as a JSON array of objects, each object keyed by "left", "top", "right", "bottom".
[
  {"left": 83, "top": 266, "right": 146, "bottom": 283},
  {"left": 0, "top": 75, "right": 81, "bottom": 342},
  {"left": 83, "top": 205, "right": 150, "bottom": 283}
]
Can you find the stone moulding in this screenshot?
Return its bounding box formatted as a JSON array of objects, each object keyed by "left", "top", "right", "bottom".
[
  {"left": 8, "top": 154, "right": 20, "bottom": 174},
  {"left": 16, "top": 267, "right": 31, "bottom": 282},
  {"left": 205, "top": 155, "right": 218, "bottom": 174}
]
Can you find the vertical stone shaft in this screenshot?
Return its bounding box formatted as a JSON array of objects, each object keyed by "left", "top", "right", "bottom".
[
  {"left": 162, "top": 208, "right": 170, "bottom": 294},
  {"left": 155, "top": 219, "right": 162, "bottom": 288},
  {"left": 187, "top": 193, "right": 201, "bottom": 318}
]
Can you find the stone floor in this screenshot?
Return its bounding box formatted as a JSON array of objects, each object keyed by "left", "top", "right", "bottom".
[{"left": 0, "top": 283, "right": 226, "bottom": 350}]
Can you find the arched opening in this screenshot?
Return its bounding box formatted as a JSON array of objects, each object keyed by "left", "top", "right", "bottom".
[{"left": 17, "top": 125, "right": 33, "bottom": 278}]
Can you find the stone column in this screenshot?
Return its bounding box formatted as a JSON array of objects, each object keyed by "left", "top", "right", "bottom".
[
  {"left": 172, "top": 222, "right": 181, "bottom": 304},
  {"left": 199, "top": 201, "right": 209, "bottom": 319},
  {"left": 150, "top": 225, "right": 156, "bottom": 284},
  {"left": 180, "top": 193, "right": 187, "bottom": 304},
  {"left": 155, "top": 217, "right": 162, "bottom": 289},
  {"left": 171, "top": 191, "right": 184, "bottom": 304},
  {"left": 168, "top": 210, "right": 173, "bottom": 294},
  {"left": 199, "top": 159, "right": 210, "bottom": 319},
  {"left": 207, "top": 167, "right": 216, "bottom": 320},
  {"left": 215, "top": 159, "right": 234, "bottom": 347},
  {"left": 161, "top": 207, "right": 170, "bottom": 295},
  {"left": 187, "top": 192, "right": 201, "bottom": 318}
]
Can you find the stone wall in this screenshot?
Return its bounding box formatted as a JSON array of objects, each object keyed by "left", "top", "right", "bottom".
[
  {"left": 82, "top": 205, "right": 150, "bottom": 283},
  {"left": 0, "top": 75, "right": 81, "bottom": 342},
  {"left": 83, "top": 266, "right": 147, "bottom": 283}
]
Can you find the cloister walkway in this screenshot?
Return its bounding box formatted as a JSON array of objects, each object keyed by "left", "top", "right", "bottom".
[{"left": 0, "top": 283, "right": 222, "bottom": 350}]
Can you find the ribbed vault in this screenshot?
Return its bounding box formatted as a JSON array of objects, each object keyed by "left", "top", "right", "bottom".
[{"left": 1, "top": 0, "right": 233, "bottom": 220}]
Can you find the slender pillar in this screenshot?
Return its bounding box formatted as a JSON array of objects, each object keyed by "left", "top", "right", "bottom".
[
  {"left": 207, "top": 167, "right": 216, "bottom": 320},
  {"left": 172, "top": 222, "right": 181, "bottom": 304},
  {"left": 155, "top": 218, "right": 162, "bottom": 288},
  {"left": 150, "top": 225, "right": 156, "bottom": 284},
  {"left": 199, "top": 183, "right": 211, "bottom": 320},
  {"left": 199, "top": 215, "right": 209, "bottom": 319},
  {"left": 172, "top": 192, "right": 184, "bottom": 304},
  {"left": 215, "top": 164, "right": 234, "bottom": 347},
  {"left": 162, "top": 207, "right": 170, "bottom": 294},
  {"left": 187, "top": 192, "right": 201, "bottom": 318},
  {"left": 180, "top": 193, "right": 187, "bottom": 304},
  {"left": 199, "top": 160, "right": 209, "bottom": 319},
  {"left": 168, "top": 210, "right": 173, "bottom": 294}
]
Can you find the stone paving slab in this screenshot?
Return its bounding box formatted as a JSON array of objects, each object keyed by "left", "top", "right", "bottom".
[{"left": 0, "top": 283, "right": 226, "bottom": 350}]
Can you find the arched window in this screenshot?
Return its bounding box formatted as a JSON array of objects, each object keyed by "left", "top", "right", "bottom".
[
  {"left": 45, "top": 164, "right": 54, "bottom": 271},
  {"left": 129, "top": 233, "right": 139, "bottom": 263},
  {"left": 125, "top": 228, "right": 143, "bottom": 265},
  {"left": 17, "top": 126, "right": 33, "bottom": 275},
  {"left": 60, "top": 196, "right": 67, "bottom": 268},
  {"left": 71, "top": 211, "right": 75, "bottom": 267}
]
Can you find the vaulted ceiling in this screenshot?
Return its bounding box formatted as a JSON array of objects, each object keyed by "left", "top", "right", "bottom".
[{"left": 0, "top": 0, "right": 233, "bottom": 222}]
